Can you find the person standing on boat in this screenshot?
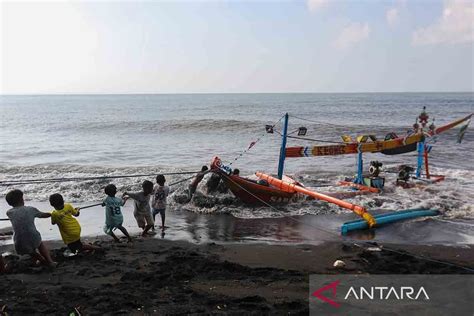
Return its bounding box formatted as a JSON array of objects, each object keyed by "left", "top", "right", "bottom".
[{"left": 188, "top": 166, "right": 209, "bottom": 201}]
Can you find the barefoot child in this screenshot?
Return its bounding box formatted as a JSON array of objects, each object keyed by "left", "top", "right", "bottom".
[
  {"left": 152, "top": 174, "right": 170, "bottom": 231},
  {"left": 123, "top": 180, "right": 154, "bottom": 236},
  {"left": 5, "top": 189, "right": 56, "bottom": 268},
  {"left": 49, "top": 193, "right": 100, "bottom": 254},
  {"left": 102, "top": 184, "right": 132, "bottom": 243}
]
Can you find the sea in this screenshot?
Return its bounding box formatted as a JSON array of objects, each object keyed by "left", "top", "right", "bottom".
[{"left": 0, "top": 93, "right": 473, "bottom": 245}]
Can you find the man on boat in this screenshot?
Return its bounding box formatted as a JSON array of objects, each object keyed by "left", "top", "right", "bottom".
[{"left": 188, "top": 166, "right": 209, "bottom": 201}]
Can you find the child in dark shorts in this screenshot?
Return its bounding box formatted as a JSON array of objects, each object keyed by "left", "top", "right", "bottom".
[
  {"left": 6, "top": 189, "right": 56, "bottom": 268},
  {"left": 49, "top": 193, "right": 101, "bottom": 253}
]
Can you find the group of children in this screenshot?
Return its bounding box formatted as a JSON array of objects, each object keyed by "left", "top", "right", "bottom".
[{"left": 0, "top": 168, "right": 210, "bottom": 271}]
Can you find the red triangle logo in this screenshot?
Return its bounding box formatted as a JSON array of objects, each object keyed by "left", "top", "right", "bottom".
[{"left": 311, "top": 280, "right": 341, "bottom": 308}]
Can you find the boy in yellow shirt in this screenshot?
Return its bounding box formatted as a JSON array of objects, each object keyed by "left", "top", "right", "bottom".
[{"left": 49, "top": 193, "right": 100, "bottom": 254}]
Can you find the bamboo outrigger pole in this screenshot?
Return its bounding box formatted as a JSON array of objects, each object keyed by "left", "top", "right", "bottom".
[{"left": 256, "top": 171, "right": 377, "bottom": 228}]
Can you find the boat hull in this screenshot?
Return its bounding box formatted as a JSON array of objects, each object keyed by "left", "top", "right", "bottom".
[
  {"left": 218, "top": 172, "right": 297, "bottom": 205},
  {"left": 285, "top": 133, "right": 422, "bottom": 157},
  {"left": 285, "top": 113, "right": 472, "bottom": 158}
]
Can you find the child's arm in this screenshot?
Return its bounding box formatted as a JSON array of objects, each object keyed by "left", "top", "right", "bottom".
[
  {"left": 70, "top": 204, "right": 80, "bottom": 217},
  {"left": 32, "top": 207, "right": 51, "bottom": 219},
  {"left": 37, "top": 211, "right": 51, "bottom": 218},
  {"left": 74, "top": 208, "right": 81, "bottom": 217},
  {"left": 123, "top": 192, "right": 139, "bottom": 201},
  {"left": 50, "top": 212, "right": 58, "bottom": 225}
]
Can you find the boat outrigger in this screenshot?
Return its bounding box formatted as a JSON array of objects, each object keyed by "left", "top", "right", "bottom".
[{"left": 211, "top": 109, "right": 472, "bottom": 234}]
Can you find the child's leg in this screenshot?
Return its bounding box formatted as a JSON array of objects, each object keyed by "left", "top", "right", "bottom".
[
  {"left": 135, "top": 214, "right": 146, "bottom": 230},
  {"left": 160, "top": 210, "right": 166, "bottom": 229},
  {"left": 141, "top": 213, "right": 155, "bottom": 236},
  {"left": 31, "top": 251, "right": 46, "bottom": 265},
  {"left": 142, "top": 224, "right": 154, "bottom": 236},
  {"left": 82, "top": 243, "right": 101, "bottom": 251},
  {"left": 151, "top": 209, "right": 158, "bottom": 231},
  {"left": 37, "top": 242, "right": 55, "bottom": 265},
  {"left": 117, "top": 225, "right": 132, "bottom": 242},
  {"left": 109, "top": 230, "right": 120, "bottom": 242}
]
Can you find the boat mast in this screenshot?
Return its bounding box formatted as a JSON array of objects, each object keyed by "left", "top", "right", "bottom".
[{"left": 277, "top": 113, "right": 289, "bottom": 179}]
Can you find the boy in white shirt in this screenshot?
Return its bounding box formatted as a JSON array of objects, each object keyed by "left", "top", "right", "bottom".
[{"left": 152, "top": 174, "right": 170, "bottom": 231}]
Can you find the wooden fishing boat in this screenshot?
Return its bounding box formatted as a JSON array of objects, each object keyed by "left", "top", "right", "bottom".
[
  {"left": 286, "top": 133, "right": 422, "bottom": 158},
  {"left": 286, "top": 113, "right": 472, "bottom": 158},
  {"left": 216, "top": 171, "right": 300, "bottom": 205},
  {"left": 212, "top": 110, "right": 471, "bottom": 204}
]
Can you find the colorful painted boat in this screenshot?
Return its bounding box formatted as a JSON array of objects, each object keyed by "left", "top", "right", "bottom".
[
  {"left": 285, "top": 113, "right": 472, "bottom": 158},
  {"left": 213, "top": 111, "right": 471, "bottom": 207},
  {"left": 396, "top": 174, "right": 445, "bottom": 189},
  {"left": 285, "top": 133, "right": 423, "bottom": 158}
]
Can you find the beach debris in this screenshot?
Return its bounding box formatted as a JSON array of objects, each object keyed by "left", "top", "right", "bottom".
[
  {"left": 333, "top": 260, "right": 346, "bottom": 268},
  {"left": 63, "top": 249, "right": 77, "bottom": 257},
  {"left": 1, "top": 304, "right": 8, "bottom": 316},
  {"left": 367, "top": 246, "right": 382, "bottom": 252}
]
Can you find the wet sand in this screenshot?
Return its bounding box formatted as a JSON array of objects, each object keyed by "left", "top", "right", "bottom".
[
  {"left": 1, "top": 199, "right": 473, "bottom": 314},
  {"left": 0, "top": 235, "right": 473, "bottom": 315},
  {"left": 1, "top": 200, "right": 473, "bottom": 247}
]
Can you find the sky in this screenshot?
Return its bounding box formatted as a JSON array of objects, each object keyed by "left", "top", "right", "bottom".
[{"left": 0, "top": 0, "right": 473, "bottom": 94}]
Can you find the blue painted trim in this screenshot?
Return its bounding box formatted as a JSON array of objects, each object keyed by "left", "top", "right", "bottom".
[
  {"left": 277, "top": 113, "right": 289, "bottom": 179},
  {"left": 416, "top": 141, "right": 424, "bottom": 178},
  {"left": 341, "top": 208, "right": 439, "bottom": 235},
  {"left": 354, "top": 148, "right": 363, "bottom": 184}
]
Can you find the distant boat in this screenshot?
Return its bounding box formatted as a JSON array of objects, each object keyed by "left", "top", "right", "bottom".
[
  {"left": 211, "top": 111, "right": 472, "bottom": 205},
  {"left": 286, "top": 113, "right": 472, "bottom": 158}
]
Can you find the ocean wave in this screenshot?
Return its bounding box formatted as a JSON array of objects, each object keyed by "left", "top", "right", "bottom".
[
  {"left": 39, "top": 118, "right": 405, "bottom": 136},
  {"left": 0, "top": 164, "right": 472, "bottom": 222},
  {"left": 48, "top": 119, "right": 274, "bottom": 134}
]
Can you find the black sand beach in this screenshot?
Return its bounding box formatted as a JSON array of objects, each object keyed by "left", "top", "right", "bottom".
[{"left": 1, "top": 234, "right": 472, "bottom": 315}]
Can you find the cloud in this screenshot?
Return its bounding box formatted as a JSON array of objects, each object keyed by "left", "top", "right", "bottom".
[
  {"left": 412, "top": 0, "right": 474, "bottom": 45},
  {"left": 307, "top": 0, "right": 329, "bottom": 13},
  {"left": 333, "top": 22, "right": 370, "bottom": 49},
  {"left": 386, "top": 7, "right": 399, "bottom": 27}
]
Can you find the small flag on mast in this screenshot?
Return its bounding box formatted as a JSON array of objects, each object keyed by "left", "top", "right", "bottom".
[{"left": 457, "top": 119, "right": 470, "bottom": 143}]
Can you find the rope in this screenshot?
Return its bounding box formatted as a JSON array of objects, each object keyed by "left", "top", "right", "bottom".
[
  {"left": 77, "top": 202, "right": 103, "bottom": 210},
  {"left": 352, "top": 243, "right": 474, "bottom": 273},
  {"left": 0, "top": 174, "right": 198, "bottom": 220},
  {"left": 221, "top": 173, "right": 336, "bottom": 237},
  {"left": 221, "top": 173, "right": 474, "bottom": 273},
  {"left": 169, "top": 173, "right": 206, "bottom": 187},
  {"left": 227, "top": 114, "right": 286, "bottom": 166},
  {"left": 290, "top": 115, "right": 339, "bottom": 126},
  {"left": 0, "top": 171, "right": 200, "bottom": 187},
  {"left": 287, "top": 135, "right": 345, "bottom": 144}
]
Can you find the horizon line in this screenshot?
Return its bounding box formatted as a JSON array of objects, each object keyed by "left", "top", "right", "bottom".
[{"left": 1, "top": 91, "right": 473, "bottom": 96}]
